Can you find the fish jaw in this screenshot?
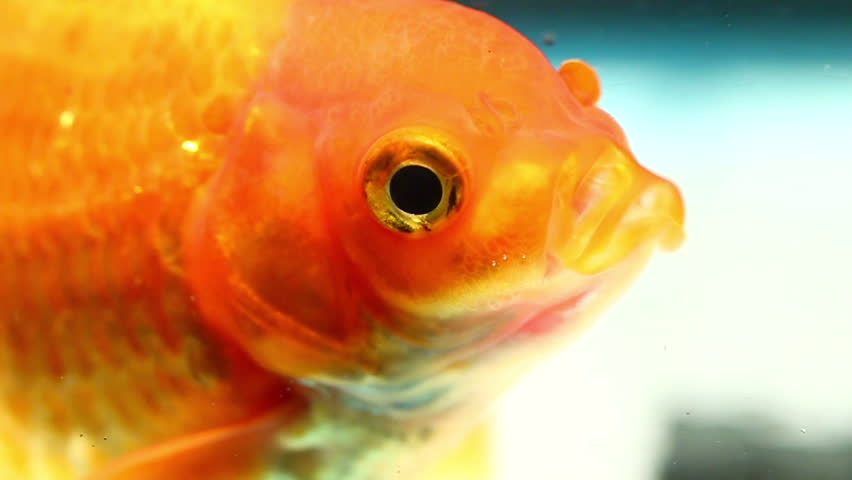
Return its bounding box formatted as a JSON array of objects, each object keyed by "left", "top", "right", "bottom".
[
  {"left": 548, "top": 135, "right": 686, "bottom": 275},
  {"left": 481, "top": 134, "right": 686, "bottom": 343}
]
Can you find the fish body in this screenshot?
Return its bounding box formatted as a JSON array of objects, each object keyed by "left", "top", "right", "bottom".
[{"left": 0, "top": 0, "right": 685, "bottom": 479}]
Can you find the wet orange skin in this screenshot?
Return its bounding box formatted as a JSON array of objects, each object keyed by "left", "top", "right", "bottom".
[{"left": 1, "top": 0, "right": 684, "bottom": 478}]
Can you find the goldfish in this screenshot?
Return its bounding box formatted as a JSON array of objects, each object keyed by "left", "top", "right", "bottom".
[{"left": 0, "top": 0, "right": 685, "bottom": 478}]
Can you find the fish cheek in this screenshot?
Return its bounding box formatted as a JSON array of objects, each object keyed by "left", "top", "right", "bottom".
[
  {"left": 467, "top": 159, "right": 554, "bottom": 257},
  {"left": 185, "top": 99, "right": 358, "bottom": 376},
  {"left": 344, "top": 158, "right": 554, "bottom": 317}
]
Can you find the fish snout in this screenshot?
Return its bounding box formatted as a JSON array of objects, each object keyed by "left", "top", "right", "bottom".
[{"left": 548, "top": 138, "right": 685, "bottom": 274}]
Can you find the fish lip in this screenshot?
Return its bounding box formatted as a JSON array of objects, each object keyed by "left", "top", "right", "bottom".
[{"left": 548, "top": 141, "right": 686, "bottom": 274}]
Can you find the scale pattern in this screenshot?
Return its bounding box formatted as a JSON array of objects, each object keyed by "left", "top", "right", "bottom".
[{"left": 0, "top": 0, "right": 292, "bottom": 477}]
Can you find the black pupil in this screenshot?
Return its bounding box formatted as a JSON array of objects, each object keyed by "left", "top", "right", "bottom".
[{"left": 389, "top": 164, "right": 443, "bottom": 215}]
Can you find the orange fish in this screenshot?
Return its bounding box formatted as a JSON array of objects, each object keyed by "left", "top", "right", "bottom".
[{"left": 0, "top": 0, "right": 685, "bottom": 479}]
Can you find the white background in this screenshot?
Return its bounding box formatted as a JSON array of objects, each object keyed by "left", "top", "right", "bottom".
[{"left": 494, "top": 31, "right": 852, "bottom": 479}]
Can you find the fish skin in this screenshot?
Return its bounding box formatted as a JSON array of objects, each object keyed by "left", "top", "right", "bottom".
[
  {"left": 1, "top": 1, "right": 303, "bottom": 477},
  {"left": 0, "top": 0, "right": 685, "bottom": 479}
]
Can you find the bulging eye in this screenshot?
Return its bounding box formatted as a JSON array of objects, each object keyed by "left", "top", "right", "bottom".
[{"left": 361, "top": 127, "right": 465, "bottom": 234}]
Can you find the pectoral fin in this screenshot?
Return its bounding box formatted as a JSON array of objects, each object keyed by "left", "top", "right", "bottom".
[{"left": 86, "top": 403, "right": 303, "bottom": 480}]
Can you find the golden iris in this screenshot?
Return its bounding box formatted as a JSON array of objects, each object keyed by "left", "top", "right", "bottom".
[{"left": 362, "top": 127, "right": 465, "bottom": 234}]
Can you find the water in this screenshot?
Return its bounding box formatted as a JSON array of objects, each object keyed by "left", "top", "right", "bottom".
[{"left": 463, "top": 1, "right": 852, "bottom": 479}]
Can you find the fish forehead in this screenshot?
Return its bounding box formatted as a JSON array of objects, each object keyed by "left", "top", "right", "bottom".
[{"left": 273, "top": 0, "right": 580, "bottom": 130}]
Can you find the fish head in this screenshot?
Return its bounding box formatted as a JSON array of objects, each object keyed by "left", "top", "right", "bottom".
[{"left": 185, "top": 0, "right": 685, "bottom": 409}]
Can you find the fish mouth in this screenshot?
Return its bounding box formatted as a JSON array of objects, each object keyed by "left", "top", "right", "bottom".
[
  {"left": 505, "top": 137, "right": 686, "bottom": 337},
  {"left": 547, "top": 136, "right": 685, "bottom": 275}
]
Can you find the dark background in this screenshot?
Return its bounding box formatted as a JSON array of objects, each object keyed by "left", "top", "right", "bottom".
[{"left": 458, "top": 0, "right": 852, "bottom": 18}]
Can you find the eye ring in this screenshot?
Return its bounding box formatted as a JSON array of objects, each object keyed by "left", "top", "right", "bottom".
[{"left": 361, "top": 127, "right": 466, "bottom": 234}]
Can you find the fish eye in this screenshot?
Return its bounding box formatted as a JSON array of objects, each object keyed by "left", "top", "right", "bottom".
[
  {"left": 388, "top": 164, "right": 443, "bottom": 215},
  {"left": 361, "top": 128, "right": 465, "bottom": 234}
]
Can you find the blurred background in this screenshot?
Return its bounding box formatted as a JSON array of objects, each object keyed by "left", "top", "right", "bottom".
[{"left": 453, "top": 1, "right": 852, "bottom": 478}]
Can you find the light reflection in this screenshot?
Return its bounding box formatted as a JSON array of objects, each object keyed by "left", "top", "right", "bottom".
[
  {"left": 58, "top": 110, "right": 75, "bottom": 128},
  {"left": 181, "top": 140, "right": 200, "bottom": 153}
]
